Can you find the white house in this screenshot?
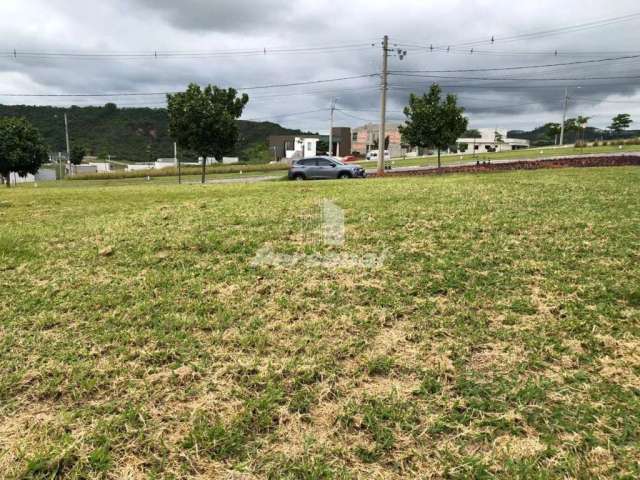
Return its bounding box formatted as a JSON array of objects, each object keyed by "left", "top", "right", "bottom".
[
  {"left": 5, "top": 169, "right": 57, "bottom": 185},
  {"left": 457, "top": 128, "right": 530, "bottom": 154},
  {"left": 87, "top": 162, "right": 113, "bottom": 173},
  {"left": 286, "top": 137, "right": 319, "bottom": 160}
]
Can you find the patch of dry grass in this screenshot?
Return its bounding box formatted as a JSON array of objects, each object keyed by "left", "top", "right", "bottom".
[{"left": 1, "top": 167, "right": 639, "bottom": 478}]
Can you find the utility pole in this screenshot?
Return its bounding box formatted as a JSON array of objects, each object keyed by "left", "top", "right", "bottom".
[
  {"left": 64, "top": 113, "right": 71, "bottom": 170},
  {"left": 175, "top": 142, "right": 182, "bottom": 185},
  {"left": 378, "top": 35, "right": 389, "bottom": 176},
  {"left": 559, "top": 88, "right": 569, "bottom": 146},
  {"left": 328, "top": 98, "right": 336, "bottom": 157}
]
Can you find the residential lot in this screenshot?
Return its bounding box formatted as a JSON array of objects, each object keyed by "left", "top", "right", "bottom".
[{"left": 1, "top": 167, "right": 639, "bottom": 478}]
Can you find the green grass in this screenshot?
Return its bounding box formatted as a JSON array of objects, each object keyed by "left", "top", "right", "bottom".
[
  {"left": 69, "top": 162, "right": 288, "bottom": 181},
  {"left": 357, "top": 144, "right": 640, "bottom": 170},
  {"left": 1, "top": 166, "right": 639, "bottom": 478}
]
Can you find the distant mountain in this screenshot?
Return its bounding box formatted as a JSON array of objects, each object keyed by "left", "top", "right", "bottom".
[
  {"left": 0, "top": 103, "right": 310, "bottom": 162},
  {"left": 509, "top": 126, "right": 640, "bottom": 147}
]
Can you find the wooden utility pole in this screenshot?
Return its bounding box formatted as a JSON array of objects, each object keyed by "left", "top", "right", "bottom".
[
  {"left": 559, "top": 88, "right": 569, "bottom": 146},
  {"left": 329, "top": 98, "right": 336, "bottom": 156},
  {"left": 378, "top": 35, "right": 389, "bottom": 175},
  {"left": 64, "top": 113, "right": 71, "bottom": 168}
]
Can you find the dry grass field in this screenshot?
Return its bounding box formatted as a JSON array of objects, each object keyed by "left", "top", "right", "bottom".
[{"left": 1, "top": 167, "right": 639, "bottom": 479}]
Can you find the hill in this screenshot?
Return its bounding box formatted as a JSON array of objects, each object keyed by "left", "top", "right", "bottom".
[{"left": 0, "top": 103, "right": 310, "bottom": 162}]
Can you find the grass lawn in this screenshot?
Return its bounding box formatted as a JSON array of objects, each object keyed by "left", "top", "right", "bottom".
[
  {"left": 1, "top": 167, "right": 639, "bottom": 478},
  {"left": 356, "top": 144, "right": 640, "bottom": 170},
  {"left": 53, "top": 172, "right": 285, "bottom": 188}
]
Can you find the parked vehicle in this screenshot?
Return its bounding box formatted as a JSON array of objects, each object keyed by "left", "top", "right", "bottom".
[
  {"left": 288, "top": 156, "right": 367, "bottom": 181},
  {"left": 366, "top": 150, "right": 391, "bottom": 161},
  {"left": 342, "top": 155, "right": 358, "bottom": 162}
]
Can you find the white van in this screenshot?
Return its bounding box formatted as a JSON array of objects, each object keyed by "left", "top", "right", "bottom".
[{"left": 366, "top": 150, "right": 391, "bottom": 161}]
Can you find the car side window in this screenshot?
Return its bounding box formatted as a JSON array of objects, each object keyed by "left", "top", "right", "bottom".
[
  {"left": 298, "top": 159, "right": 314, "bottom": 166},
  {"left": 316, "top": 159, "right": 333, "bottom": 167}
]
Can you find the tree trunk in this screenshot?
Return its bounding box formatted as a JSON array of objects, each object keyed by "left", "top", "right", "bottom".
[
  {"left": 201, "top": 155, "right": 206, "bottom": 184},
  {"left": 437, "top": 148, "right": 441, "bottom": 169},
  {"left": 3, "top": 174, "right": 10, "bottom": 188}
]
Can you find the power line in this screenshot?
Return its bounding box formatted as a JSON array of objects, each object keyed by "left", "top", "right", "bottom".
[
  {"left": 400, "top": 45, "right": 640, "bottom": 57},
  {"left": 388, "top": 53, "right": 640, "bottom": 74},
  {"left": 0, "top": 74, "right": 378, "bottom": 98},
  {"left": 389, "top": 72, "right": 640, "bottom": 81},
  {"left": 401, "top": 11, "right": 640, "bottom": 51},
  {"left": 244, "top": 108, "right": 329, "bottom": 122},
  {"left": 0, "top": 43, "right": 376, "bottom": 60}
]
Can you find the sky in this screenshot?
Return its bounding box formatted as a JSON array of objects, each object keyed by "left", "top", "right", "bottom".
[{"left": 1, "top": 0, "right": 640, "bottom": 133}]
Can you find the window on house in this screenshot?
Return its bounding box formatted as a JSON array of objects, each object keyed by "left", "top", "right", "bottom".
[{"left": 352, "top": 132, "right": 358, "bottom": 141}]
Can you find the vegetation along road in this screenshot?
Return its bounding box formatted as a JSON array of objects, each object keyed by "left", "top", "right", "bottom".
[{"left": 1, "top": 166, "right": 639, "bottom": 478}]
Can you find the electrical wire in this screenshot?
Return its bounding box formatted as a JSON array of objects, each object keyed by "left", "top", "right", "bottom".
[
  {"left": 389, "top": 72, "right": 640, "bottom": 82},
  {"left": 0, "top": 74, "right": 378, "bottom": 97},
  {"left": 397, "top": 11, "right": 640, "bottom": 50},
  {"left": 0, "top": 43, "right": 376, "bottom": 59},
  {"left": 388, "top": 53, "right": 640, "bottom": 74}
]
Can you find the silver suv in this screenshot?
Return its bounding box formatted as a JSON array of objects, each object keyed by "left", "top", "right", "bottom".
[{"left": 288, "top": 157, "right": 367, "bottom": 181}]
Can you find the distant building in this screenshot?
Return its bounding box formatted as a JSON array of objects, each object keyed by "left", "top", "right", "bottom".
[
  {"left": 4, "top": 168, "right": 57, "bottom": 185},
  {"left": 326, "top": 127, "right": 352, "bottom": 157},
  {"left": 268, "top": 127, "right": 352, "bottom": 161},
  {"left": 351, "top": 123, "right": 404, "bottom": 158},
  {"left": 457, "top": 128, "right": 530, "bottom": 153},
  {"left": 268, "top": 135, "right": 320, "bottom": 161}
]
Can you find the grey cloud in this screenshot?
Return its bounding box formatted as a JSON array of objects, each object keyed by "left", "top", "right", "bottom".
[
  {"left": 2, "top": 0, "right": 640, "bottom": 132},
  {"left": 131, "top": 0, "right": 293, "bottom": 32}
]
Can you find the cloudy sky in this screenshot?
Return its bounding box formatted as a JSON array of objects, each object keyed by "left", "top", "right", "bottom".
[{"left": 1, "top": 0, "right": 640, "bottom": 133}]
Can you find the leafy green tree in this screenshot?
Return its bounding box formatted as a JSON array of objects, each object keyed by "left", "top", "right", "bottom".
[
  {"left": 240, "top": 143, "right": 273, "bottom": 164},
  {"left": 543, "top": 122, "right": 561, "bottom": 145},
  {"left": 399, "top": 84, "right": 468, "bottom": 168},
  {"left": 167, "top": 84, "right": 249, "bottom": 183},
  {"left": 0, "top": 117, "right": 48, "bottom": 188},
  {"left": 576, "top": 116, "right": 591, "bottom": 145},
  {"left": 316, "top": 139, "right": 330, "bottom": 155},
  {"left": 609, "top": 114, "right": 633, "bottom": 137},
  {"left": 463, "top": 129, "right": 482, "bottom": 138},
  {"left": 70, "top": 145, "right": 86, "bottom": 165}
]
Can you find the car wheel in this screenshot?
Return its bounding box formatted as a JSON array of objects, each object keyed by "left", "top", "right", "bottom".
[
  {"left": 338, "top": 172, "right": 351, "bottom": 179},
  {"left": 293, "top": 174, "right": 305, "bottom": 181}
]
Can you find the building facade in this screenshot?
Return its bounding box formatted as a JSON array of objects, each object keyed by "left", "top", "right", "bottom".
[
  {"left": 268, "top": 135, "right": 320, "bottom": 161},
  {"left": 351, "top": 123, "right": 404, "bottom": 158},
  {"left": 457, "top": 128, "right": 530, "bottom": 153}
]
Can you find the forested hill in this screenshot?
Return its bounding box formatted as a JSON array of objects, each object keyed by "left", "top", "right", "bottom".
[{"left": 0, "top": 103, "right": 308, "bottom": 161}]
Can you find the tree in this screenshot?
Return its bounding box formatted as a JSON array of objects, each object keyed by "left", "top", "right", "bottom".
[
  {"left": 316, "top": 140, "right": 329, "bottom": 155},
  {"left": 0, "top": 117, "right": 48, "bottom": 188},
  {"left": 167, "top": 84, "right": 249, "bottom": 183},
  {"left": 576, "top": 116, "right": 591, "bottom": 145},
  {"left": 372, "top": 135, "right": 390, "bottom": 150},
  {"left": 463, "top": 129, "right": 482, "bottom": 138},
  {"left": 399, "top": 84, "right": 468, "bottom": 168},
  {"left": 543, "top": 122, "right": 561, "bottom": 145},
  {"left": 240, "top": 143, "right": 273, "bottom": 164},
  {"left": 609, "top": 114, "right": 633, "bottom": 137},
  {"left": 70, "top": 145, "right": 86, "bottom": 165}
]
